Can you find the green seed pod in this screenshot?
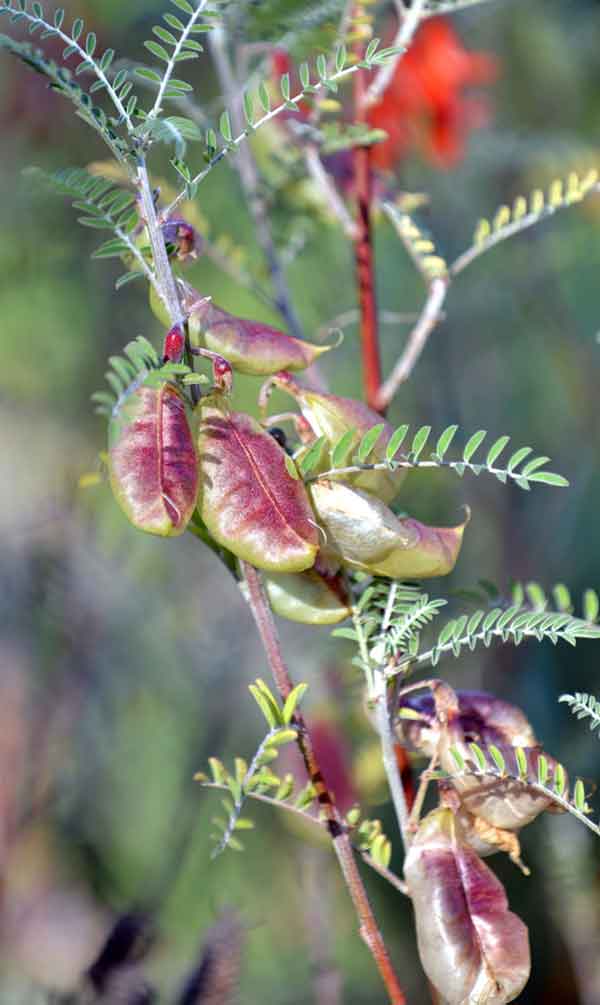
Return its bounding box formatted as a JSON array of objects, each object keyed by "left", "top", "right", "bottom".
[
  {"left": 180, "top": 283, "right": 335, "bottom": 376},
  {"left": 264, "top": 569, "right": 350, "bottom": 625},
  {"left": 197, "top": 405, "right": 319, "bottom": 572},
  {"left": 108, "top": 382, "right": 198, "bottom": 537},
  {"left": 310, "top": 480, "right": 466, "bottom": 580}
]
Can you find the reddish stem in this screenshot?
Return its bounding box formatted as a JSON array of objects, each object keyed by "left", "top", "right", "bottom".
[
  {"left": 242, "top": 562, "right": 407, "bottom": 1005},
  {"left": 353, "top": 65, "right": 382, "bottom": 412}
]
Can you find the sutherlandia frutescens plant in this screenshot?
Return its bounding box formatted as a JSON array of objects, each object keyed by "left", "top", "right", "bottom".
[{"left": 2, "top": 0, "right": 600, "bottom": 1001}]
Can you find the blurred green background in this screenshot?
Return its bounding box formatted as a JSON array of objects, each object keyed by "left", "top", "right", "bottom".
[{"left": 1, "top": 0, "right": 599, "bottom": 1001}]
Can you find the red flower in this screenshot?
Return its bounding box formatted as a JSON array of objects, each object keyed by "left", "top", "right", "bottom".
[{"left": 367, "top": 17, "right": 498, "bottom": 170}]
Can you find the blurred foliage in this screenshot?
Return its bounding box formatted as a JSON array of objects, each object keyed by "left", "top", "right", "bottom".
[{"left": 1, "top": 0, "right": 600, "bottom": 1002}]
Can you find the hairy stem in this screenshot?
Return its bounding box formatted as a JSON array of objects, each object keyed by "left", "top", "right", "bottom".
[
  {"left": 241, "top": 562, "right": 407, "bottom": 1005},
  {"left": 136, "top": 156, "right": 184, "bottom": 326},
  {"left": 209, "top": 27, "right": 304, "bottom": 340}
]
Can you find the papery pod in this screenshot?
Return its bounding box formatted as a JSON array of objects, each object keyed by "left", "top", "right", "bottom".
[
  {"left": 270, "top": 372, "right": 404, "bottom": 503},
  {"left": 179, "top": 283, "right": 333, "bottom": 376},
  {"left": 429, "top": 683, "right": 558, "bottom": 831},
  {"left": 108, "top": 383, "right": 198, "bottom": 537},
  {"left": 197, "top": 405, "right": 318, "bottom": 572},
  {"left": 310, "top": 480, "right": 466, "bottom": 580},
  {"left": 404, "top": 808, "right": 530, "bottom": 1005},
  {"left": 264, "top": 569, "right": 350, "bottom": 625},
  {"left": 397, "top": 690, "right": 538, "bottom": 758}
]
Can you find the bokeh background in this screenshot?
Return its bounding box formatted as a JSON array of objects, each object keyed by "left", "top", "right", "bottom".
[{"left": 1, "top": 0, "right": 599, "bottom": 1001}]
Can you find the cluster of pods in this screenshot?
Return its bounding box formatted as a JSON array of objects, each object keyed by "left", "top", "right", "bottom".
[
  {"left": 397, "top": 683, "right": 565, "bottom": 1003},
  {"left": 108, "top": 278, "right": 468, "bottom": 624}
]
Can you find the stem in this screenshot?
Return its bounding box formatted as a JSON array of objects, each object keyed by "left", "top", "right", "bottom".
[
  {"left": 208, "top": 27, "right": 305, "bottom": 340},
  {"left": 353, "top": 27, "right": 382, "bottom": 411},
  {"left": 374, "top": 678, "right": 412, "bottom": 851},
  {"left": 136, "top": 157, "right": 184, "bottom": 326},
  {"left": 375, "top": 278, "right": 448, "bottom": 409},
  {"left": 147, "top": 0, "right": 210, "bottom": 122},
  {"left": 241, "top": 562, "right": 407, "bottom": 1005}
]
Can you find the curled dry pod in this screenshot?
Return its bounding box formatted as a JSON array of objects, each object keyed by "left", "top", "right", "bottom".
[
  {"left": 264, "top": 569, "right": 350, "bottom": 625},
  {"left": 430, "top": 683, "right": 559, "bottom": 832},
  {"left": 180, "top": 283, "right": 334, "bottom": 376},
  {"left": 310, "top": 480, "right": 466, "bottom": 580},
  {"left": 197, "top": 405, "right": 318, "bottom": 572},
  {"left": 404, "top": 808, "right": 530, "bottom": 1005},
  {"left": 109, "top": 383, "right": 198, "bottom": 537},
  {"left": 397, "top": 690, "right": 538, "bottom": 758},
  {"left": 269, "top": 372, "right": 404, "bottom": 503}
]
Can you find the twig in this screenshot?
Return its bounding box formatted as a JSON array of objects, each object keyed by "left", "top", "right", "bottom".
[
  {"left": 147, "top": 0, "right": 210, "bottom": 122},
  {"left": 422, "top": 0, "right": 506, "bottom": 15},
  {"left": 136, "top": 156, "right": 184, "bottom": 326},
  {"left": 375, "top": 278, "right": 448, "bottom": 409},
  {"left": 304, "top": 145, "right": 359, "bottom": 239},
  {"left": 361, "top": 0, "right": 428, "bottom": 110},
  {"left": 208, "top": 26, "right": 305, "bottom": 341},
  {"left": 241, "top": 562, "right": 407, "bottom": 1005},
  {"left": 199, "top": 782, "right": 409, "bottom": 896}
]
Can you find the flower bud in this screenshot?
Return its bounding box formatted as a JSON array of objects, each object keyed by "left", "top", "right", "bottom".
[
  {"left": 108, "top": 383, "right": 198, "bottom": 537},
  {"left": 267, "top": 372, "right": 405, "bottom": 503},
  {"left": 310, "top": 480, "right": 466, "bottom": 580},
  {"left": 197, "top": 405, "right": 319, "bottom": 572},
  {"left": 264, "top": 569, "right": 350, "bottom": 625},
  {"left": 180, "top": 284, "right": 335, "bottom": 376},
  {"left": 404, "top": 808, "right": 530, "bottom": 1005}
]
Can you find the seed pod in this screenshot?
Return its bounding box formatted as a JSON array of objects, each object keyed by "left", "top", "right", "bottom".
[
  {"left": 310, "top": 480, "right": 466, "bottom": 580},
  {"left": 264, "top": 569, "right": 350, "bottom": 625},
  {"left": 268, "top": 371, "right": 405, "bottom": 503},
  {"left": 180, "top": 284, "right": 334, "bottom": 376},
  {"left": 397, "top": 690, "right": 538, "bottom": 758},
  {"left": 429, "top": 684, "right": 559, "bottom": 833},
  {"left": 197, "top": 405, "right": 318, "bottom": 572},
  {"left": 404, "top": 808, "right": 531, "bottom": 1005},
  {"left": 109, "top": 383, "right": 198, "bottom": 537}
]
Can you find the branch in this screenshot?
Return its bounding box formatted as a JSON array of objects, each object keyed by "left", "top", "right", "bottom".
[
  {"left": 5, "top": 4, "right": 135, "bottom": 132},
  {"left": 199, "top": 781, "right": 409, "bottom": 896},
  {"left": 423, "top": 0, "right": 507, "bottom": 15},
  {"left": 241, "top": 562, "right": 407, "bottom": 1005},
  {"left": 375, "top": 278, "right": 448, "bottom": 409},
  {"left": 136, "top": 156, "right": 184, "bottom": 325},
  {"left": 147, "top": 0, "right": 210, "bottom": 122},
  {"left": 304, "top": 145, "right": 359, "bottom": 239},
  {"left": 209, "top": 26, "right": 305, "bottom": 341},
  {"left": 361, "top": 0, "right": 428, "bottom": 110}
]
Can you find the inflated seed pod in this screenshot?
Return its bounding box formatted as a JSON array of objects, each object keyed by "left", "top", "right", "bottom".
[
  {"left": 179, "top": 283, "right": 334, "bottom": 376},
  {"left": 269, "top": 371, "right": 405, "bottom": 503},
  {"left": 197, "top": 404, "right": 319, "bottom": 572},
  {"left": 264, "top": 569, "right": 351, "bottom": 625},
  {"left": 108, "top": 382, "right": 198, "bottom": 537},
  {"left": 397, "top": 690, "right": 538, "bottom": 758},
  {"left": 310, "top": 480, "right": 466, "bottom": 580},
  {"left": 404, "top": 808, "right": 531, "bottom": 1005}
]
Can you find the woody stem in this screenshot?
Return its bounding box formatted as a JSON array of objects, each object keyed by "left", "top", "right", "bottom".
[{"left": 241, "top": 561, "right": 408, "bottom": 1005}]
